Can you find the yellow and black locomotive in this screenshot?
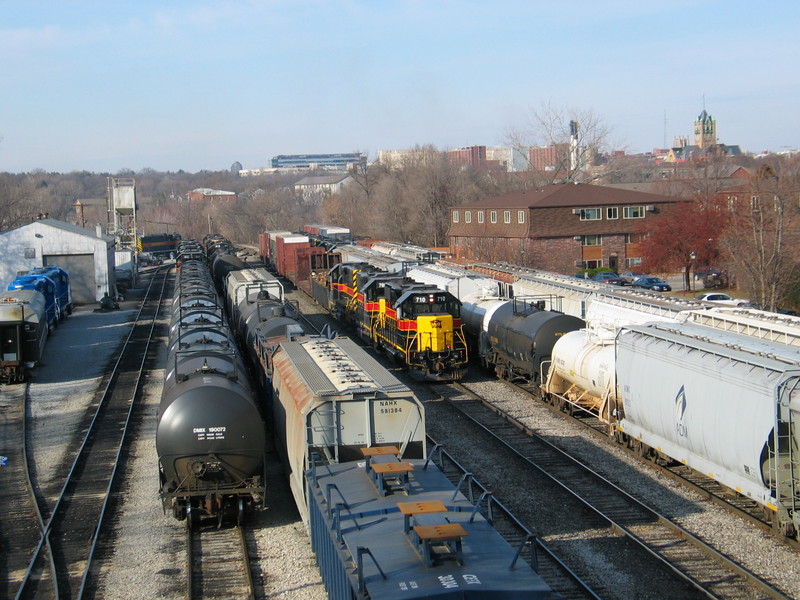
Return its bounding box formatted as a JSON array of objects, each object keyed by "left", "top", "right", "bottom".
[{"left": 325, "top": 262, "right": 468, "bottom": 381}]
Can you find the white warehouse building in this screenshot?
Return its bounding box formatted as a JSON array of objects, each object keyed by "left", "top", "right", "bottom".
[{"left": 0, "top": 219, "right": 117, "bottom": 304}]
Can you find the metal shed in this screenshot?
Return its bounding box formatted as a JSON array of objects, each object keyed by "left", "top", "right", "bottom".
[{"left": 0, "top": 219, "right": 116, "bottom": 304}]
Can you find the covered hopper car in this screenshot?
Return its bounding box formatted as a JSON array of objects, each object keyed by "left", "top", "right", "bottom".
[{"left": 544, "top": 320, "right": 800, "bottom": 538}]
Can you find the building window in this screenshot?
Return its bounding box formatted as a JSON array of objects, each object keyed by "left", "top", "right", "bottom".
[
  {"left": 24, "top": 248, "right": 36, "bottom": 258},
  {"left": 585, "top": 259, "right": 603, "bottom": 269},
  {"left": 465, "top": 211, "right": 472, "bottom": 223},
  {"left": 518, "top": 210, "right": 525, "bottom": 224},
  {"left": 626, "top": 257, "right": 643, "bottom": 267},
  {"left": 625, "top": 232, "right": 645, "bottom": 244},
  {"left": 478, "top": 211, "right": 484, "bottom": 223},
  {"left": 623, "top": 206, "right": 645, "bottom": 219},
  {"left": 751, "top": 195, "right": 760, "bottom": 211},
  {"left": 490, "top": 211, "right": 497, "bottom": 224},
  {"left": 453, "top": 211, "right": 459, "bottom": 223},
  {"left": 606, "top": 207, "right": 618, "bottom": 220},
  {"left": 727, "top": 195, "right": 738, "bottom": 210},
  {"left": 583, "top": 234, "right": 602, "bottom": 246},
  {"left": 504, "top": 210, "right": 511, "bottom": 224},
  {"left": 580, "top": 208, "right": 602, "bottom": 221}
]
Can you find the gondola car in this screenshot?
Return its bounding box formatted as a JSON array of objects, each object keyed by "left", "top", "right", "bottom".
[
  {"left": 323, "top": 262, "right": 468, "bottom": 381},
  {"left": 0, "top": 290, "right": 49, "bottom": 382}
]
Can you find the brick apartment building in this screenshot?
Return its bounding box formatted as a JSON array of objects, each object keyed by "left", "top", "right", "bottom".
[{"left": 447, "top": 183, "right": 680, "bottom": 273}]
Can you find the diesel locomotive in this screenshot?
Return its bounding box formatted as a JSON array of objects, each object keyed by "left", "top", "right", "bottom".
[
  {"left": 0, "top": 290, "right": 50, "bottom": 382},
  {"left": 322, "top": 262, "right": 469, "bottom": 381}
]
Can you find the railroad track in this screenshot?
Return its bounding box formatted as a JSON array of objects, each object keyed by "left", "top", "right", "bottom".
[
  {"left": 428, "top": 438, "right": 600, "bottom": 600},
  {"left": 0, "top": 383, "right": 46, "bottom": 599},
  {"left": 437, "top": 382, "right": 792, "bottom": 600},
  {"left": 15, "top": 266, "right": 170, "bottom": 600},
  {"left": 511, "top": 380, "right": 797, "bottom": 546},
  {"left": 283, "top": 275, "right": 603, "bottom": 598},
  {"left": 187, "top": 522, "right": 257, "bottom": 599}
]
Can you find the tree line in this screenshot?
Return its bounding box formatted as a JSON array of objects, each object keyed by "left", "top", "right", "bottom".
[{"left": 1, "top": 148, "right": 798, "bottom": 311}]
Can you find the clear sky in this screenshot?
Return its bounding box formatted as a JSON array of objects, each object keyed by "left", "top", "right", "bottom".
[{"left": 2, "top": 1, "right": 798, "bottom": 174}]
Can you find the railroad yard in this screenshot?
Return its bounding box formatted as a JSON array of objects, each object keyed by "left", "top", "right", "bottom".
[{"left": 1, "top": 259, "right": 800, "bottom": 600}]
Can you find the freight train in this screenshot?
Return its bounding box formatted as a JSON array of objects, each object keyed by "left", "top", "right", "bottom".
[
  {"left": 321, "top": 262, "right": 469, "bottom": 381},
  {"left": 157, "top": 250, "right": 266, "bottom": 524},
  {"left": 157, "top": 235, "right": 559, "bottom": 597}
]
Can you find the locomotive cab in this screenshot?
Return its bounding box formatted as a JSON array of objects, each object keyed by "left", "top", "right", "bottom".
[{"left": 394, "top": 287, "right": 468, "bottom": 381}]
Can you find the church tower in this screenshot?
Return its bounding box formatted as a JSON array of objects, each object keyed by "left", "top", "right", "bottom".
[{"left": 694, "top": 109, "right": 716, "bottom": 149}]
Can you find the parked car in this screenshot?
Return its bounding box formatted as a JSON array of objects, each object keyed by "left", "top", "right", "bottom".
[
  {"left": 620, "top": 271, "right": 646, "bottom": 284},
  {"left": 694, "top": 265, "right": 725, "bottom": 289},
  {"left": 632, "top": 276, "right": 672, "bottom": 292},
  {"left": 694, "top": 265, "right": 721, "bottom": 280},
  {"left": 592, "top": 272, "right": 630, "bottom": 286},
  {"left": 696, "top": 292, "right": 750, "bottom": 307}
]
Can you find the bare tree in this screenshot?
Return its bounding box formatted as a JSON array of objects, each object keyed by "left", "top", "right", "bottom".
[
  {"left": 720, "top": 160, "right": 800, "bottom": 310},
  {"left": 506, "top": 101, "right": 616, "bottom": 184}
]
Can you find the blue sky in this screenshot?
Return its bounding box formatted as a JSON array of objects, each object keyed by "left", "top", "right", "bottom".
[{"left": 1, "top": 1, "right": 798, "bottom": 173}]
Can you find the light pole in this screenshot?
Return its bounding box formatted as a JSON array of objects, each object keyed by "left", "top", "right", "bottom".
[{"left": 689, "top": 251, "right": 697, "bottom": 292}]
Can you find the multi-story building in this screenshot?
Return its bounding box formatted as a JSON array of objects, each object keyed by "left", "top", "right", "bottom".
[
  {"left": 270, "top": 153, "right": 366, "bottom": 171},
  {"left": 529, "top": 144, "right": 569, "bottom": 173},
  {"left": 447, "top": 183, "right": 680, "bottom": 273},
  {"left": 293, "top": 174, "right": 353, "bottom": 202},
  {"left": 664, "top": 109, "right": 741, "bottom": 162}
]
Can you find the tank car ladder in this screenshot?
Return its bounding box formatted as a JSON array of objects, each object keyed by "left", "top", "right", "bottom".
[{"left": 774, "top": 379, "right": 800, "bottom": 537}]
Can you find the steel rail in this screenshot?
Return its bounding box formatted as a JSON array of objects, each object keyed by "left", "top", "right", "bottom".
[
  {"left": 15, "top": 265, "right": 170, "bottom": 600},
  {"left": 447, "top": 382, "right": 792, "bottom": 600},
  {"left": 77, "top": 266, "right": 170, "bottom": 596},
  {"left": 426, "top": 434, "right": 601, "bottom": 600}
]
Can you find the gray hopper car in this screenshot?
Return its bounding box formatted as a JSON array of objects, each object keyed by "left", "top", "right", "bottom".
[{"left": 270, "top": 337, "right": 426, "bottom": 525}]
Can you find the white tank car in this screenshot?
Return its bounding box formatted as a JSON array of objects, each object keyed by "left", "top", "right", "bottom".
[
  {"left": 460, "top": 294, "right": 512, "bottom": 360},
  {"left": 617, "top": 321, "right": 800, "bottom": 537},
  {"left": 545, "top": 330, "right": 618, "bottom": 424},
  {"left": 406, "top": 264, "right": 500, "bottom": 302}
]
